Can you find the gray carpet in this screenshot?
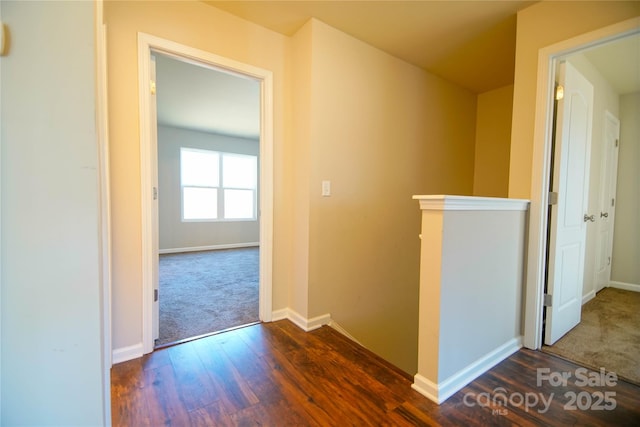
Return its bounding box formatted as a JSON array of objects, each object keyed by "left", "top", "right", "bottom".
[
  {"left": 542, "top": 287, "right": 640, "bottom": 386},
  {"left": 157, "top": 247, "right": 259, "bottom": 346}
]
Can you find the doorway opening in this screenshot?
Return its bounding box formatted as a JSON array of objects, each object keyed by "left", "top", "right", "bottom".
[
  {"left": 530, "top": 27, "right": 640, "bottom": 385},
  {"left": 153, "top": 52, "right": 262, "bottom": 347},
  {"left": 138, "top": 34, "right": 274, "bottom": 355}
]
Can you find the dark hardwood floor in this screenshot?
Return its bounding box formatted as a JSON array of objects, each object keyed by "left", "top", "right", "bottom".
[{"left": 112, "top": 320, "right": 640, "bottom": 426}]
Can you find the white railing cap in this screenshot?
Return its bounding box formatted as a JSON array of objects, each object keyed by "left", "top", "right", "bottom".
[{"left": 412, "top": 195, "right": 530, "bottom": 211}]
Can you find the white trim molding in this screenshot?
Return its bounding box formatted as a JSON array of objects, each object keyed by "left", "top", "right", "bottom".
[
  {"left": 271, "top": 308, "right": 331, "bottom": 332},
  {"left": 270, "top": 308, "right": 289, "bottom": 322},
  {"left": 609, "top": 281, "right": 640, "bottom": 292},
  {"left": 95, "top": 2, "right": 112, "bottom": 425},
  {"left": 271, "top": 310, "right": 363, "bottom": 346},
  {"left": 411, "top": 375, "right": 440, "bottom": 404},
  {"left": 138, "top": 33, "right": 274, "bottom": 354},
  {"left": 412, "top": 337, "right": 522, "bottom": 404},
  {"left": 413, "top": 195, "right": 529, "bottom": 211},
  {"left": 159, "top": 242, "right": 259, "bottom": 255},
  {"left": 112, "top": 343, "right": 144, "bottom": 365}
]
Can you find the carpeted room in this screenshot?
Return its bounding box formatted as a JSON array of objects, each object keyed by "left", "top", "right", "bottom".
[
  {"left": 158, "top": 247, "right": 259, "bottom": 346},
  {"left": 542, "top": 287, "right": 640, "bottom": 386}
]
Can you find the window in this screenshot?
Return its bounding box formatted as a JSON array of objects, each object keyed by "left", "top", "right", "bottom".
[{"left": 180, "top": 147, "right": 257, "bottom": 221}]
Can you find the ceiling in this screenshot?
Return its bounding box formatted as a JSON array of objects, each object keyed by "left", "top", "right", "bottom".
[
  {"left": 582, "top": 33, "right": 640, "bottom": 95},
  {"left": 155, "top": 53, "right": 261, "bottom": 139},
  {"left": 206, "top": 0, "right": 537, "bottom": 93},
  {"left": 156, "top": 1, "right": 639, "bottom": 138}
]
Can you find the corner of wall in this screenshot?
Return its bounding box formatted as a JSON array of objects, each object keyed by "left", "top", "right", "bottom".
[
  {"left": 112, "top": 343, "right": 145, "bottom": 365},
  {"left": 413, "top": 337, "right": 522, "bottom": 404},
  {"left": 272, "top": 308, "right": 331, "bottom": 332},
  {"left": 288, "top": 18, "right": 313, "bottom": 320},
  {"left": 473, "top": 84, "right": 514, "bottom": 197}
]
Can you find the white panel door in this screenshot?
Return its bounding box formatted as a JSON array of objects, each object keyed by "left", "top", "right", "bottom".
[
  {"left": 594, "top": 112, "right": 620, "bottom": 292},
  {"left": 545, "top": 61, "right": 594, "bottom": 345}
]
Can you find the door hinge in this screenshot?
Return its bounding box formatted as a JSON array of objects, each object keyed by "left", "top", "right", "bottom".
[
  {"left": 548, "top": 192, "right": 558, "bottom": 205},
  {"left": 544, "top": 294, "right": 553, "bottom": 307},
  {"left": 607, "top": 256, "right": 611, "bottom": 266},
  {"left": 154, "top": 289, "right": 159, "bottom": 302},
  {"left": 150, "top": 80, "right": 156, "bottom": 95},
  {"left": 611, "top": 198, "right": 615, "bottom": 207},
  {"left": 615, "top": 138, "right": 619, "bottom": 147},
  {"left": 153, "top": 186, "right": 158, "bottom": 200}
]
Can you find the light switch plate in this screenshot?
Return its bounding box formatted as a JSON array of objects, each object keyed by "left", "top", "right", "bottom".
[{"left": 322, "top": 180, "right": 331, "bottom": 197}]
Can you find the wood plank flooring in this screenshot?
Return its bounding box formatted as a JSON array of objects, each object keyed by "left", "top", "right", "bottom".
[{"left": 112, "top": 320, "right": 640, "bottom": 426}]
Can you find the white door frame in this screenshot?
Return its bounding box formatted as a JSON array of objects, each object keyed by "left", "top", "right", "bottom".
[
  {"left": 523, "top": 17, "right": 640, "bottom": 350},
  {"left": 137, "top": 33, "right": 274, "bottom": 354},
  {"left": 95, "top": 1, "right": 112, "bottom": 424}
]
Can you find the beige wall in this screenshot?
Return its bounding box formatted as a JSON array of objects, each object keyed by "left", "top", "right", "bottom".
[
  {"left": 157, "top": 126, "right": 260, "bottom": 251},
  {"left": 105, "top": 0, "right": 290, "bottom": 350},
  {"left": 509, "top": 1, "right": 640, "bottom": 199},
  {"left": 612, "top": 92, "right": 640, "bottom": 285},
  {"left": 473, "top": 85, "right": 513, "bottom": 197},
  {"left": 298, "top": 20, "right": 476, "bottom": 374},
  {"left": 107, "top": 2, "right": 477, "bottom": 375}
]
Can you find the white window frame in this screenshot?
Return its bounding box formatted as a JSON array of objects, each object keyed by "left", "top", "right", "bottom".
[{"left": 180, "top": 147, "right": 257, "bottom": 222}]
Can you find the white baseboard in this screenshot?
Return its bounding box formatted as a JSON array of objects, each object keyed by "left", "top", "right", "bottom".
[
  {"left": 609, "top": 281, "right": 640, "bottom": 292},
  {"left": 272, "top": 310, "right": 363, "bottom": 345},
  {"left": 271, "top": 308, "right": 289, "bottom": 322},
  {"left": 412, "top": 336, "right": 522, "bottom": 404},
  {"left": 412, "top": 374, "right": 441, "bottom": 403},
  {"left": 270, "top": 307, "right": 331, "bottom": 332},
  {"left": 159, "top": 242, "right": 259, "bottom": 254},
  {"left": 112, "top": 343, "right": 144, "bottom": 365},
  {"left": 582, "top": 290, "right": 596, "bottom": 305}
]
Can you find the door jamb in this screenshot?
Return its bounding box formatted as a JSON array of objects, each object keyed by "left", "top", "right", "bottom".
[
  {"left": 95, "top": 1, "right": 112, "bottom": 424},
  {"left": 137, "top": 33, "right": 274, "bottom": 354},
  {"left": 523, "top": 17, "right": 640, "bottom": 350}
]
